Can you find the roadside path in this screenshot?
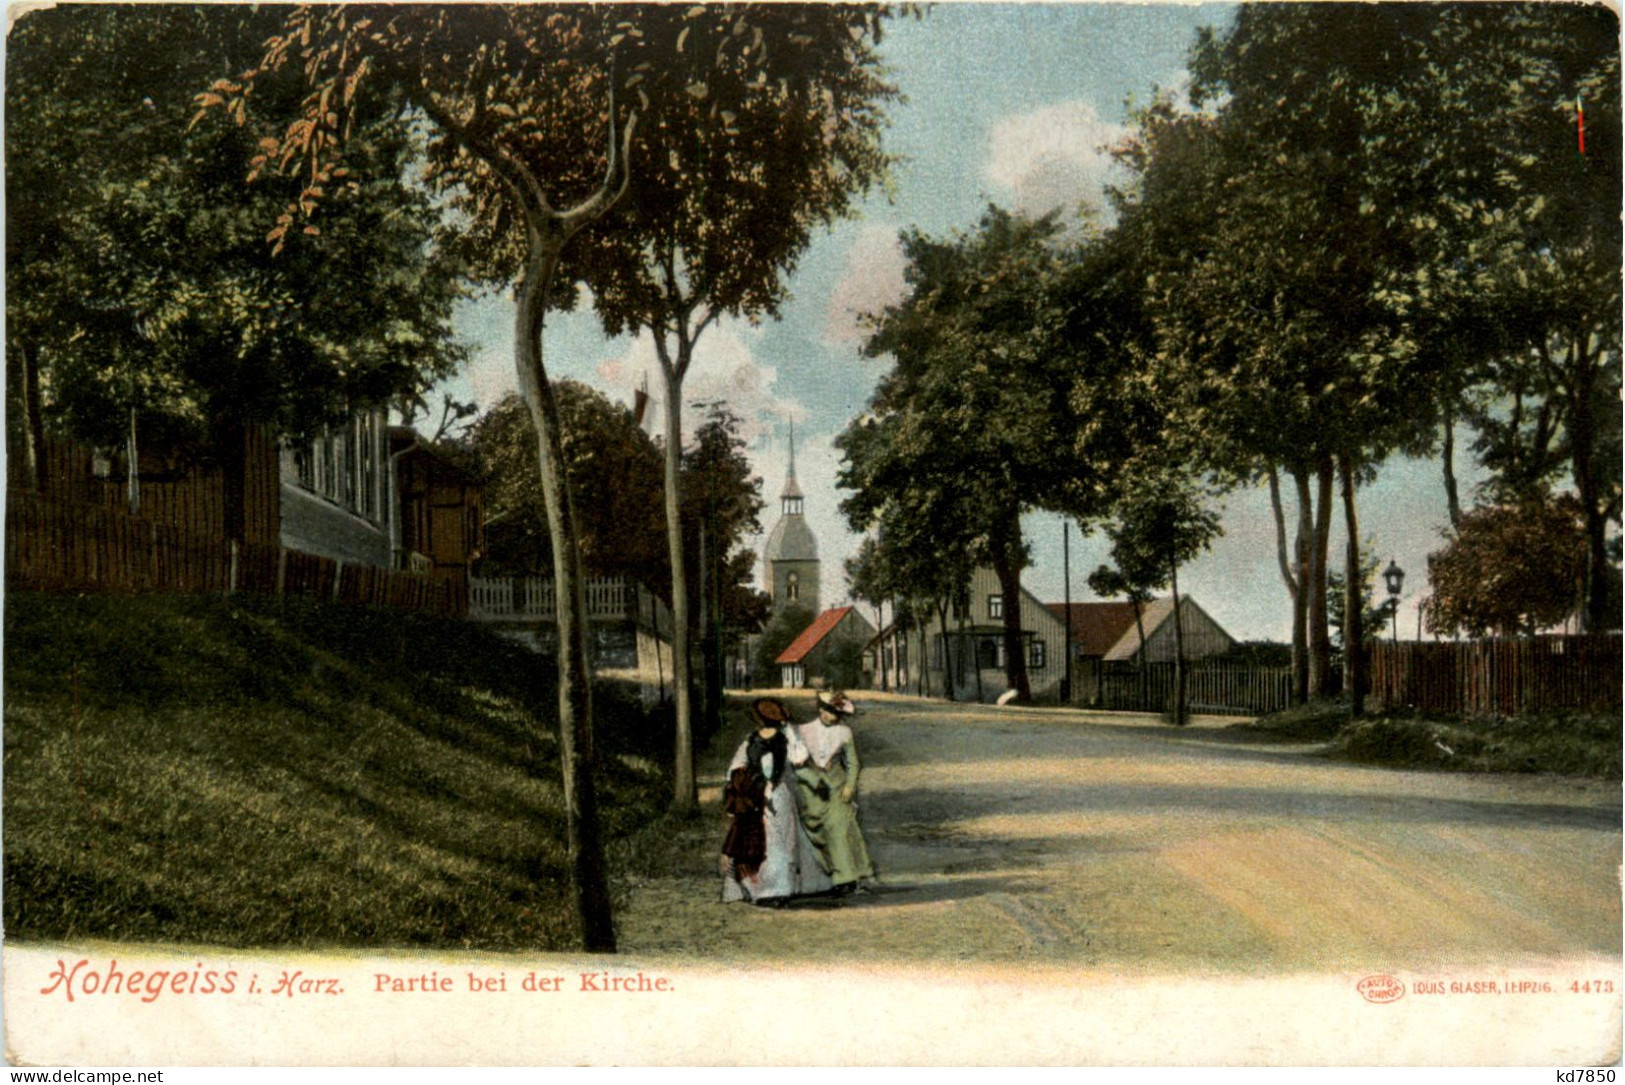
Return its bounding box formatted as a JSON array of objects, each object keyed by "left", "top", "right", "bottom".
[{"left": 617, "top": 694, "right": 1622, "bottom": 973}]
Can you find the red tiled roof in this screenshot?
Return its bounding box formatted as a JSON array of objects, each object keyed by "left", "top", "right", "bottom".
[
  {"left": 1044, "top": 601, "right": 1149, "bottom": 657},
  {"left": 776, "top": 606, "right": 855, "bottom": 664}
]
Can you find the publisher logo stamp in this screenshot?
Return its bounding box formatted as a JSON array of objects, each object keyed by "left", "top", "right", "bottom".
[{"left": 1357, "top": 975, "right": 1406, "bottom": 1004}]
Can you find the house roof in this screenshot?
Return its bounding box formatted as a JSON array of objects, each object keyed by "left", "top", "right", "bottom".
[
  {"left": 1051, "top": 596, "right": 1236, "bottom": 661},
  {"left": 777, "top": 606, "right": 855, "bottom": 664},
  {"left": 1101, "top": 597, "right": 1178, "bottom": 661},
  {"left": 1045, "top": 601, "right": 1145, "bottom": 657},
  {"left": 764, "top": 513, "right": 817, "bottom": 563},
  {"left": 387, "top": 426, "right": 481, "bottom": 484}
]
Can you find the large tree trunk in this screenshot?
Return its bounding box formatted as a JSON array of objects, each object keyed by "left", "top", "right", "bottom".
[
  {"left": 1441, "top": 411, "right": 1462, "bottom": 531},
  {"left": 1132, "top": 597, "right": 1148, "bottom": 710},
  {"left": 1339, "top": 451, "right": 1365, "bottom": 718},
  {"left": 1292, "top": 466, "right": 1313, "bottom": 704},
  {"left": 1309, "top": 456, "right": 1335, "bottom": 698},
  {"left": 875, "top": 602, "right": 887, "bottom": 691},
  {"left": 916, "top": 618, "right": 927, "bottom": 697},
  {"left": 964, "top": 606, "right": 984, "bottom": 704},
  {"left": 7, "top": 337, "right": 44, "bottom": 491},
  {"left": 1268, "top": 464, "right": 1307, "bottom": 705},
  {"left": 1567, "top": 342, "right": 1617, "bottom": 632},
  {"left": 515, "top": 235, "right": 615, "bottom": 953},
  {"left": 897, "top": 597, "right": 910, "bottom": 691},
  {"left": 657, "top": 357, "right": 696, "bottom": 814},
  {"left": 991, "top": 530, "right": 1031, "bottom": 703},
  {"left": 1169, "top": 562, "right": 1188, "bottom": 726}
]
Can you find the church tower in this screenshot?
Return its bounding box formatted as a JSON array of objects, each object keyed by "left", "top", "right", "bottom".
[{"left": 763, "top": 423, "right": 820, "bottom": 616}]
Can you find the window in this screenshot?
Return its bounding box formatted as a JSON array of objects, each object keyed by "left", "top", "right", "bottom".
[
  {"left": 988, "top": 594, "right": 1003, "bottom": 619},
  {"left": 786, "top": 572, "right": 800, "bottom": 601},
  {"left": 784, "top": 496, "right": 803, "bottom": 516},
  {"left": 1030, "top": 640, "right": 1046, "bottom": 669}
]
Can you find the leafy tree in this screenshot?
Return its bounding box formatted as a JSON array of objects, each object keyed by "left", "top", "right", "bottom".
[
  {"left": 6, "top": 6, "right": 463, "bottom": 533},
  {"left": 823, "top": 637, "right": 867, "bottom": 693},
  {"left": 1094, "top": 465, "right": 1222, "bottom": 726},
  {"left": 844, "top": 537, "right": 894, "bottom": 689},
  {"left": 556, "top": 5, "right": 899, "bottom": 812},
  {"left": 1405, "top": 6, "right": 1621, "bottom": 631},
  {"left": 1109, "top": 6, "right": 1611, "bottom": 711},
  {"left": 1087, "top": 563, "right": 1153, "bottom": 705},
  {"left": 217, "top": 4, "right": 876, "bottom": 951},
  {"left": 754, "top": 603, "right": 816, "bottom": 684},
  {"left": 465, "top": 386, "right": 666, "bottom": 584},
  {"left": 1424, "top": 497, "right": 1588, "bottom": 638},
  {"left": 1175, "top": 2, "right": 1623, "bottom": 677},
  {"left": 681, "top": 403, "right": 769, "bottom": 737},
  {"left": 841, "top": 207, "right": 1091, "bottom": 702},
  {"left": 1326, "top": 545, "right": 1388, "bottom": 663}
]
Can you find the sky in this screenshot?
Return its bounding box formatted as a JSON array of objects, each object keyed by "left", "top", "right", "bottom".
[{"left": 433, "top": 2, "right": 1489, "bottom": 644}]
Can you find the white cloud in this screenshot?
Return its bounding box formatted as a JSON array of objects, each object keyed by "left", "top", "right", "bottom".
[
  {"left": 822, "top": 224, "right": 909, "bottom": 346},
  {"left": 984, "top": 99, "right": 1128, "bottom": 219},
  {"left": 594, "top": 320, "right": 806, "bottom": 446}
]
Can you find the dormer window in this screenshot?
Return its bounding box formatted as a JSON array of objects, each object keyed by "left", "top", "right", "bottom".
[{"left": 783, "top": 496, "right": 803, "bottom": 516}]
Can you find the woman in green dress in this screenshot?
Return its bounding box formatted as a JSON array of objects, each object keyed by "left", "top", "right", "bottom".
[{"left": 793, "top": 691, "right": 876, "bottom": 895}]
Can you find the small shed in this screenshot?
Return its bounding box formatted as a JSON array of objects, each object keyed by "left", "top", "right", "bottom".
[
  {"left": 389, "top": 427, "right": 484, "bottom": 583},
  {"left": 775, "top": 605, "right": 876, "bottom": 689}
]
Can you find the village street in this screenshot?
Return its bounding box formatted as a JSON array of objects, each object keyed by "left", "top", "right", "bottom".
[{"left": 618, "top": 695, "right": 1623, "bottom": 974}]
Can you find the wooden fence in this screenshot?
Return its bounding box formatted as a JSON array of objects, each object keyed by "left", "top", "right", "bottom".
[
  {"left": 1097, "top": 660, "right": 1293, "bottom": 716},
  {"left": 6, "top": 488, "right": 462, "bottom": 617},
  {"left": 1370, "top": 635, "right": 1621, "bottom": 717},
  {"left": 15, "top": 429, "right": 281, "bottom": 547}
]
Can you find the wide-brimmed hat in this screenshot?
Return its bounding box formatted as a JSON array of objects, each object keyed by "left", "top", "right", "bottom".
[
  {"left": 816, "top": 691, "right": 857, "bottom": 717},
  {"left": 751, "top": 697, "right": 792, "bottom": 726}
]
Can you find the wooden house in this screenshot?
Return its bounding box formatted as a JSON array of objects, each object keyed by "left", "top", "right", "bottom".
[
  {"left": 1046, "top": 596, "right": 1236, "bottom": 703},
  {"left": 865, "top": 566, "right": 1072, "bottom": 702}
]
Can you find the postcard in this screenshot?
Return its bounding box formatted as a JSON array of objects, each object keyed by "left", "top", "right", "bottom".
[{"left": 5, "top": 1, "right": 1620, "bottom": 1069}]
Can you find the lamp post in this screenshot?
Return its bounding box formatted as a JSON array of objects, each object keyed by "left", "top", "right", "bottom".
[{"left": 1382, "top": 559, "right": 1405, "bottom": 644}]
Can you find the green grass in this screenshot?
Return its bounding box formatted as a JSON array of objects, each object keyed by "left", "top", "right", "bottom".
[
  {"left": 1229, "top": 699, "right": 1351, "bottom": 742},
  {"left": 1237, "top": 698, "right": 1621, "bottom": 779},
  {"left": 3, "top": 592, "right": 670, "bottom": 951}
]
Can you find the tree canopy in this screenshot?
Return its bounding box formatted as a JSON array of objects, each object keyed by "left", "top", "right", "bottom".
[
  {"left": 466, "top": 385, "right": 666, "bottom": 583},
  {"left": 839, "top": 207, "right": 1088, "bottom": 701},
  {"left": 1424, "top": 497, "right": 1589, "bottom": 638},
  {"left": 6, "top": 5, "right": 464, "bottom": 463}
]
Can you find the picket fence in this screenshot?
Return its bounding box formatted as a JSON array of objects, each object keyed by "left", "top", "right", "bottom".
[{"left": 1096, "top": 660, "right": 1294, "bottom": 717}]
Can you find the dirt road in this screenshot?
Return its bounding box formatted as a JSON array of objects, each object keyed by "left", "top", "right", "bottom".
[{"left": 617, "top": 694, "right": 1622, "bottom": 972}]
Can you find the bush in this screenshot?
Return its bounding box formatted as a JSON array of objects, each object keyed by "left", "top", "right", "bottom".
[
  {"left": 1337, "top": 717, "right": 1485, "bottom": 768},
  {"left": 1233, "top": 699, "right": 1349, "bottom": 741}
]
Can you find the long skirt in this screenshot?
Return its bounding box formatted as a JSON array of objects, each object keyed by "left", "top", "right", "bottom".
[
  {"left": 793, "top": 762, "right": 875, "bottom": 886},
  {"left": 721, "top": 779, "right": 833, "bottom": 903}
]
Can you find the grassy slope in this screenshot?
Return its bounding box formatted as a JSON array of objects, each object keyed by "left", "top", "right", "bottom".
[{"left": 3, "top": 593, "right": 668, "bottom": 951}]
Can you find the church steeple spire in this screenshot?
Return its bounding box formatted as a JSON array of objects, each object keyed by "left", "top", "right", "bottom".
[
  {"left": 780, "top": 420, "right": 804, "bottom": 508},
  {"left": 764, "top": 417, "right": 819, "bottom": 615}
]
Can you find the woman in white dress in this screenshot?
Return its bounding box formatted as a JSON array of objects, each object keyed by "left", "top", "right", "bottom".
[{"left": 720, "top": 698, "right": 834, "bottom": 906}]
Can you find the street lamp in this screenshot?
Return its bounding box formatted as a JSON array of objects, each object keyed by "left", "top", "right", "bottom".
[{"left": 1383, "top": 559, "right": 1405, "bottom": 643}]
